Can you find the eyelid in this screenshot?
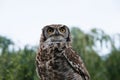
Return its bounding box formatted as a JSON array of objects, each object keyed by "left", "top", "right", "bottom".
[
  {"left": 59, "top": 27, "right": 66, "bottom": 32},
  {"left": 47, "top": 27, "right": 54, "bottom": 34}
]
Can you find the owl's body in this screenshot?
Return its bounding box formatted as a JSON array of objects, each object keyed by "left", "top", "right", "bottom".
[{"left": 36, "top": 24, "right": 90, "bottom": 80}]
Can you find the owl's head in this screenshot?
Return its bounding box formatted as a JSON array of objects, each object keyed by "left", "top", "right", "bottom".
[{"left": 40, "top": 24, "right": 71, "bottom": 43}]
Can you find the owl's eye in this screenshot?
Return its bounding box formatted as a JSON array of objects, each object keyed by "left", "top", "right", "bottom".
[
  {"left": 47, "top": 28, "right": 54, "bottom": 34},
  {"left": 59, "top": 27, "right": 66, "bottom": 33}
]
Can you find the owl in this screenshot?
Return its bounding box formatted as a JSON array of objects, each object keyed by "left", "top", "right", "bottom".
[{"left": 36, "top": 24, "right": 90, "bottom": 80}]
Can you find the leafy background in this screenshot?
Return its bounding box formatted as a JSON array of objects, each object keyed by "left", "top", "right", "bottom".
[{"left": 0, "top": 27, "right": 120, "bottom": 80}]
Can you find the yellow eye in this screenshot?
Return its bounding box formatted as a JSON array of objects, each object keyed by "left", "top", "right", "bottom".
[
  {"left": 59, "top": 27, "right": 66, "bottom": 33},
  {"left": 47, "top": 28, "right": 54, "bottom": 34}
]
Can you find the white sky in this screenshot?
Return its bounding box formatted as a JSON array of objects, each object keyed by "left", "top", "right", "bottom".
[{"left": 0, "top": 0, "right": 120, "bottom": 55}]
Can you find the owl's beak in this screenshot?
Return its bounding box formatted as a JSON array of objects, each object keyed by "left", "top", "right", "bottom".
[{"left": 55, "top": 31, "right": 59, "bottom": 36}]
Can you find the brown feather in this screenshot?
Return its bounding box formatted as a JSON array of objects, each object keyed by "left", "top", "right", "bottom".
[{"left": 36, "top": 24, "right": 90, "bottom": 80}]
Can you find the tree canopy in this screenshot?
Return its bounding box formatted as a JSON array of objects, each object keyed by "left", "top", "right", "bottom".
[{"left": 0, "top": 27, "right": 120, "bottom": 80}]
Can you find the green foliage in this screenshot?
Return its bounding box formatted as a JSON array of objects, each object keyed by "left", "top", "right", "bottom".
[
  {"left": 0, "top": 27, "right": 120, "bottom": 80},
  {"left": 71, "top": 27, "right": 120, "bottom": 80},
  {"left": 71, "top": 28, "right": 104, "bottom": 80},
  {"left": 0, "top": 36, "right": 14, "bottom": 54},
  {"left": 0, "top": 43, "right": 38, "bottom": 80},
  {"left": 105, "top": 50, "right": 120, "bottom": 80}
]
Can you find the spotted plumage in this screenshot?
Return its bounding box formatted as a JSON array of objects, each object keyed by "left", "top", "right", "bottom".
[{"left": 36, "top": 24, "right": 90, "bottom": 80}]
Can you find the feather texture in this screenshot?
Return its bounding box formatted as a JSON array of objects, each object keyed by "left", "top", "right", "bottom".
[{"left": 36, "top": 24, "right": 90, "bottom": 80}]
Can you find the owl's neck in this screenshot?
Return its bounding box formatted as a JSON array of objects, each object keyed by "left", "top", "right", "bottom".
[{"left": 40, "top": 41, "right": 72, "bottom": 51}]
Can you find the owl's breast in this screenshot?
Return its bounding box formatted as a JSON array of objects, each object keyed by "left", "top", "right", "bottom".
[
  {"left": 37, "top": 46, "right": 83, "bottom": 80},
  {"left": 42, "top": 49, "right": 75, "bottom": 79}
]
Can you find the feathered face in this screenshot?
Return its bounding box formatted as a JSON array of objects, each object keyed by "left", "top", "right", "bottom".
[{"left": 42, "top": 24, "right": 71, "bottom": 43}]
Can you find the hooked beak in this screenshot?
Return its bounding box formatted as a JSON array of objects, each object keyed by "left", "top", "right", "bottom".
[{"left": 55, "top": 31, "right": 59, "bottom": 36}]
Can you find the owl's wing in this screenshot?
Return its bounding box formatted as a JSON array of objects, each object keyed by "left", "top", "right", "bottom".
[
  {"left": 36, "top": 50, "right": 41, "bottom": 78},
  {"left": 63, "top": 47, "right": 90, "bottom": 80},
  {"left": 36, "top": 48, "right": 45, "bottom": 79}
]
